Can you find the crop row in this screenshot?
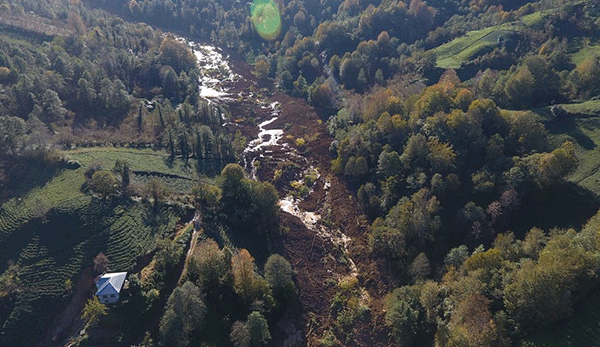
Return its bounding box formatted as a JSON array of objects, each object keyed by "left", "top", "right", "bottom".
[{"left": 0, "top": 199, "right": 183, "bottom": 345}]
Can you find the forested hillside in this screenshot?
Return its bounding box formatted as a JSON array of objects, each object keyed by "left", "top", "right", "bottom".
[{"left": 1, "top": 0, "right": 600, "bottom": 346}]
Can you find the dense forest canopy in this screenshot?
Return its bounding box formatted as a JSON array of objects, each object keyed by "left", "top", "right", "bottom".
[{"left": 1, "top": 0, "right": 600, "bottom": 346}]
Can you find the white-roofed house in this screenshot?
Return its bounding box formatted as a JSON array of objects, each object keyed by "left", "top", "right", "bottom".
[{"left": 94, "top": 272, "right": 127, "bottom": 304}]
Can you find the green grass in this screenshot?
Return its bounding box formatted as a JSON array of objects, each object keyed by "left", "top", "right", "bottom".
[
  {"left": 565, "top": 35, "right": 600, "bottom": 67},
  {"left": 0, "top": 199, "right": 184, "bottom": 346},
  {"left": 523, "top": 288, "right": 600, "bottom": 347},
  {"left": 0, "top": 147, "right": 197, "bottom": 346},
  {"left": 433, "top": 0, "right": 587, "bottom": 69},
  {"left": 570, "top": 43, "right": 600, "bottom": 66},
  {"left": 527, "top": 101, "right": 600, "bottom": 195},
  {"left": 0, "top": 168, "right": 89, "bottom": 243},
  {"left": 65, "top": 147, "right": 201, "bottom": 193},
  {"left": 65, "top": 147, "right": 194, "bottom": 178},
  {"left": 434, "top": 25, "right": 523, "bottom": 69}
]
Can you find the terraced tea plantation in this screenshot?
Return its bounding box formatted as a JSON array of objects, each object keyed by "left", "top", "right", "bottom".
[{"left": 0, "top": 148, "right": 190, "bottom": 346}]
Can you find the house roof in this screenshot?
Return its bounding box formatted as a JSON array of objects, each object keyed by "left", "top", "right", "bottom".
[{"left": 95, "top": 272, "right": 127, "bottom": 296}]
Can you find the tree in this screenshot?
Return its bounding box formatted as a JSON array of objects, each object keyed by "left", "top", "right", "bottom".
[
  {"left": 91, "top": 170, "right": 119, "bottom": 201},
  {"left": 427, "top": 138, "right": 456, "bottom": 173},
  {"left": 82, "top": 296, "right": 108, "bottom": 327},
  {"left": 93, "top": 252, "right": 110, "bottom": 274},
  {"left": 159, "top": 282, "right": 206, "bottom": 347},
  {"left": 454, "top": 88, "right": 474, "bottom": 111},
  {"left": 508, "top": 111, "right": 548, "bottom": 154},
  {"left": 232, "top": 249, "right": 259, "bottom": 304},
  {"left": 384, "top": 286, "right": 424, "bottom": 346},
  {"left": 160, "top": 65, "right": 179, "bottom": 98},
  {"left": 220, "top": 163, "right": 253, "bottom": 225},
  {"left": 344, "top": 156, "right": 369, "bottom": 182},
  {"left": 264, "top": 254, "right": 294, "bottom": 297},
  {"left": 249, "top": 181, "right": 279, "bottom": 232},
  {"left": 416, "top": 84, "right": 451, "bottom": 118},
  {"left": 386, "top": 188, "right": 441, "bottom": 246},
  {"left": 293, "top": 75, "right": 308, "bottom": 97},
  {"left": 113, "top": 160, "right": 131, "bottom": 191},
  {"left": 247, "top": 311, "right": 271, "bottom": 347},
  {"left": 310, "top": 83, "right": 334, "bottom": 109},
  {"left": 155, "top": 238, "right": 183, "bottom": 273},
  {"left": 221, "top": 163, "right": 246, "bottom": 202},
  {"left": 279, "top": 71, "right": 294, "bottom": 91},
  {"left": 129, "top": 0, "right": 143, "bottom": 17},
  {"left": 41, "top": 89, "right": 67, "bottom": 122},
  {"left": 137, "top": 104, "right": 144, "bottom": 133},
  {"left": 536, "top": 141, "right": 577, "bottom": 186},
  {"left": 409, "top": 253, "right": 431, "bottom": 281},
  {"left": 254, "top": 60, "right": 270, "bottom": 80},
  {"left": 230, "top": 321, "right": 250, "bottom": 347},
  {"left": 0, "top": 261, "right": 21, "bottom": 297},
  {"left": 401, "top": 133, "right": 429, "bottom": 171},
  {"left": 191, "top": 183, "right": 221, "bottom": 211},
  {"left": 159, "top": 38, "right": 196, "bottom": 73},
  {"left": 187, "top": 239, "right": 227, "bottom": 291},
  {"left": 77, "top": 78, "right": 96, "bottom": 110},
  {"left": 144, "top": 178, "right": 168, "bottom": 213},
  {"left": 504, "top": 66, "right": 535, "bottom": 109},
  {"left": 438, "top": 293, "right": 508, "bottom": 347},
  {"left": 0, "top": 116, "right": 26, "bottom": 156}
]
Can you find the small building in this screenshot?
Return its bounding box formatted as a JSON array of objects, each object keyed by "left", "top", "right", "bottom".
[{"left": 94, "top": 272, "right": 127, "bottom": 304}]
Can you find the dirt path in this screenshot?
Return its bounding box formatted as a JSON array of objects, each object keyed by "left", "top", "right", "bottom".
[{"left": 37, "top": 267, "right": 95, "bottom": 347}]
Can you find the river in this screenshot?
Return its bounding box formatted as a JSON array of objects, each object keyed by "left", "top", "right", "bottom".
[{"left": 183, "top": 36, "right": 359, "bottom": 277}]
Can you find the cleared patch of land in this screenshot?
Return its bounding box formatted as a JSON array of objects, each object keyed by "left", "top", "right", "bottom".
[
  {"left": 570, "top": 42, "right": 600, "bottom": 65},
  {"left": 435, "top": 26, "right": 523, "bottom": 69},
  {"left": 433, "top": 1, "right": 585, "bottom": 69},
  {"left": 65, "top": 147, "right": 194, "bottom": 178},
  {"left": 65, "top": 147, "right": 202, "bottom": 193},
  {"left": 527, "top": 101, "right": 600, "bottom": 195},
  {"left": 0, "top": 147, "right": 194, "bottom": 346}
]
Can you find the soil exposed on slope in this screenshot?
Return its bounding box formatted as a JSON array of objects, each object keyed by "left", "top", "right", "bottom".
[{"left": 225, "top": 57, "right": 396, "bottom": 346}]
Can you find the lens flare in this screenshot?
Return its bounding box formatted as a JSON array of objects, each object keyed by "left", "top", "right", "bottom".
[{"left": 251, "top": 0, "right": 281, "bottom": 40}]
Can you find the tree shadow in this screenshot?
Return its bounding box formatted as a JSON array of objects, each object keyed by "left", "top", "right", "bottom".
[
  {"left": 544, "top": 117, "right": 596, "bottom": 150},
  {"left": 0, "top": 160, "right": 63, "bottom": 204},
  {"left": 509, "top": 182, "right": 600, "bottom": 238}
]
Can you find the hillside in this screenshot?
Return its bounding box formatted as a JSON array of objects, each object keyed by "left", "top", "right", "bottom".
[
  {"left": 2, "top": 0, "right": 600, "bottom": 346},
  {"left": 0, "top": 147, "right": 192, "bottom": 346}
]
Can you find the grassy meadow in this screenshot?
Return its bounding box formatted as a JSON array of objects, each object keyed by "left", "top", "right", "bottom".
[
  {"left": 434, "top": 26, "right": 523, "bottom": 69},
  {"left": 433, "top": 0, "right": 587, "bottom": 69},
  {"left": 527, "top": 101, "right": 600, "bottom": 195},
  {"left": 65, "top": 146, "right": 202, "bottom": 194}
]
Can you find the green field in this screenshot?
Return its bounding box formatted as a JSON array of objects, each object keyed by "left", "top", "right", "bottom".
[
  {"left": 433, "top": 1, "right": 586, "bottom": 69},
  {"left": 569, "top": 43, "right": 600, "bottom": 65},
  {"left": 0, "top": 147, "right": 193, "bottom": 346},
  {"left": 528, "top": 101, "right": 600, "bottom": 195},
  {"left": 435, "top": 26, "right": 523, "bottom": 69},
  {"left": 65, "top": 147, "right": 201, "bottom": 193}
]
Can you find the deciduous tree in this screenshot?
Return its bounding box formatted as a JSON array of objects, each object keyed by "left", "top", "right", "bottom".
[
  {"left": 159, "top": 282, "right": 206, "bottom": 347},
  {"left": 82, "top": 296, "right": 107, "bottom": 327}
]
